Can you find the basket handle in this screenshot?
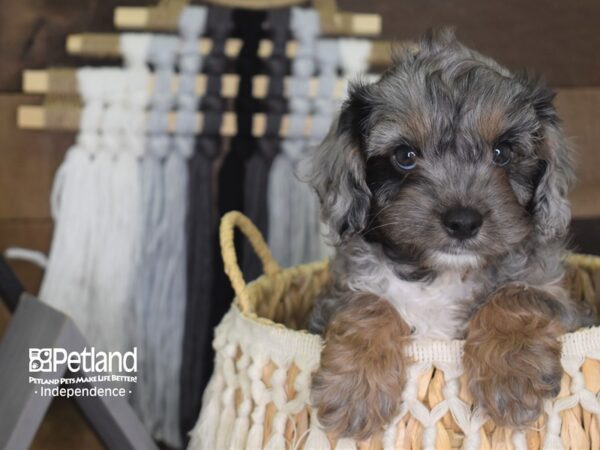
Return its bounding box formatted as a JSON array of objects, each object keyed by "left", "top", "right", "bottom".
[{"left": 220, "top": 211, "right": 281, "bottom": 313}]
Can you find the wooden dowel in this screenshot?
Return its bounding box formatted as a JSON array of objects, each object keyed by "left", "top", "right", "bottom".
[
  {"left": 18, "top": 106, "right": 46, "bottom": 129},
  {"left": 66, "top": 34, "right": 121, "bottom": 58},
  {"left": 17, "top": 105, "right": 318, "bottom": 138},
  {"left": 23, "top": 69, "right": 78, "bottom": 95},
  {"left": 204, "top": 0, "right": 307, "bottom": 10},
  {"left": 114, "top": 5, "right": 381, "bottom": 36},
  {"left": 335, "top": 12, "right": 382, "bottom": 37},
  {"left": 22, "top": 71, "right": 49, "bottom": 93},
  {"left": 114, "top": 7, "right": 151, "bottom": 29},
  {"left": 64, "top": 33, "right": 391, "bottom": 66},
  {"left": 22, "top": 70, "right": 359, "bottom": 99}
]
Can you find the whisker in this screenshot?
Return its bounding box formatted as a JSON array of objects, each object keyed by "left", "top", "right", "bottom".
[
  {"left": 363, "top": 203, "right": 396, "bottom": 232},
  {"left": 361, "top": 221, "right": 400, "bottom": 235}
]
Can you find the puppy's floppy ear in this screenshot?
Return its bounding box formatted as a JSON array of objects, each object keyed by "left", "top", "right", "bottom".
[
  {"left": 527, "top": 78, "right": 575, "bottom": 242},
  {"left": 304, "top": 81, "right": 375, "bottom": 244}
]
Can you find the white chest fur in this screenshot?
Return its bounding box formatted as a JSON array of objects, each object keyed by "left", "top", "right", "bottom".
[
  {"left": 346, "top": 259, "right": 480, "bottom": 339},
  {"left": 381, "top": 271, "right": 480, "bottom": 339}
]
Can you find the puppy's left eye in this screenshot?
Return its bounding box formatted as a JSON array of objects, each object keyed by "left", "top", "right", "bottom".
[
  {"left": 492, "top": 142, "right": 512, "bottom": 167},
  {"left": 392, "top": 145, "right": 419, "bottom": 171}
]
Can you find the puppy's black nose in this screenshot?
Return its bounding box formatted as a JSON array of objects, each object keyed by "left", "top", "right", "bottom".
[{"left": 442, "top": 207, "right": 483, "bottom": 240}]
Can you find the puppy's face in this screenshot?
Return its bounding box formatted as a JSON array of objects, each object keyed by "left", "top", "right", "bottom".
[
  {"left": 361, "top": 59, "right": 542, "bottom": 270},
  {"left": 309, "top": 30, "right": 573, "bottom": 272}
]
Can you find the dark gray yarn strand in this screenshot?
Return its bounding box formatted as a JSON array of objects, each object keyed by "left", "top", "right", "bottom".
[
  {"left": 179, "top": 6, "right": 233, "bottom": 444},
  {"left": 241, "top": 8, "right": 290, "bottom": 281}
]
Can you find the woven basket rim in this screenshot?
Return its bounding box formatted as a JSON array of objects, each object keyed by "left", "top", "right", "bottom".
[
  {"left": 231, "top": 302, "right": 600, "bottom": 363},
  {"left": 234, "top": 253, "right": 600, "bottom": 362}
]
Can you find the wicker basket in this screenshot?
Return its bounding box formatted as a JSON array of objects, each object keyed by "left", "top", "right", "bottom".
[{"left": 188, "top": 211, "right": 600, "bottom": 450}]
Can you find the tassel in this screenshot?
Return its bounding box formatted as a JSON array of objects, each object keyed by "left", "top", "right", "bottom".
[
  {"left": 228, "top": 416, "right": 250, "bottom": 450},
  {"left": 265, "top": 431, "right": 287, "bottom": 450},
  {"left": 264, "top": 411, "right": 289, "bottom": 450},
  {"left": 246, "top": 422, "right": 265, "bottom": 450},
  {"left": 215, "top": 387, "right": 236, "bottom": 449},
  {"left": 191, "top": 371, "right": 224, "bottom": 450},
  {"left": 304, "top": 411, "right": 331, "bottom": 450},
  {"left": 40, "top": 146, "right": 94, "bottom": 325},
  {"left": 246, "top": 401, "right": 267, "bottom": 450},
  {"left": 228, "top": 395, "right": 252, "bottom": 450},
  {"left": 544, "top": 433, "right": 564, "bottom": 450},
  {"left": 268, "top": 7, "right": 321, "bottom": 268},
  {"left": 179, "top": 11, "right": 234, "bottom": 443},
  {"left": 246, "top": 357, "right": 268, "bottom": 450},
  {"left": 304, "top": 425, "right": 331, "bottom": 450},
  {"left": 241, "top": 9, "right": 289, "bottom": 279},
  {"left": 131, "top": 31, "right": 176, "bottom": 443},
  {"left": 382, "top": 422, "right": 398, "bottom": 450},
  {"left": 153, "top": 148, "right": 189, "bottom": 446},
  {"left": 334, "top": 438, "right": 357, "bottom": 450}
]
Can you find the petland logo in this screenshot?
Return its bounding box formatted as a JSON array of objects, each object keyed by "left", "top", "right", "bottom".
[{"left": 29, "top": 347, "right": 137, "bottom": 373}]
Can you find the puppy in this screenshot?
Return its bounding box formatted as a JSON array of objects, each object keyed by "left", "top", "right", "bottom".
[{"left": 306, "top": 29, "right": 596, "bottom": 440}]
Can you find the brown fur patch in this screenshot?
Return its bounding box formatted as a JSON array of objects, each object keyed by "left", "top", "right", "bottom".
[
  {"left": 476, "top": 103, "right": 507, "bottom": 144},
  {"left": 311, "top": 294, "right": 412, "bottom": 440},
  {"left": 404, "top": 112, "right": 431, "bottom": 148},
  {"left": 464, "top": 284, "right": 564, "bottom": 428}
]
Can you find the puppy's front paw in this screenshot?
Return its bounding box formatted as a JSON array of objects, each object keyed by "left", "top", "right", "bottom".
[
  {"left": 311, "top": 357, "right": 401, "bottom": 441},
  {"left": 464, "top": 335, "right": 562, "bottom": 427},
  {"left": 311, "top": 295, "right": 411, "bottom": 440},
  {"left": 464, "top": 285, "right": 563, "bottom": 428}
]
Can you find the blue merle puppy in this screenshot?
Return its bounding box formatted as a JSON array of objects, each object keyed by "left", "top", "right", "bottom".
[{"left": 305, "top": 29, "right": 596, "bottom": 440}]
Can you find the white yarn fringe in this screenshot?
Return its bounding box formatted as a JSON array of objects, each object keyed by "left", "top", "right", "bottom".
[
  {"left": 264, "top": 431, "right": 287, "bottom": 450},
  {"left": 40, "top": 147, "right": 98, "bottom": 336},
  {"left": 245, "top": 422, "right": 265, "bottom": 450},
  {"left": 304, "top": 413, "right": 331, "bottom": 450},
  {"left": 334, "top": 438, "right": 358, "bottom": 450},
  {"left": 228, "top": 415, "right": 250, "bottom": 450},
  {"left": 189, "top": 366, "right": 225, "bottom": 449},
  {"left": 40, "top": 60, "right": 145, "bottom": 358}
]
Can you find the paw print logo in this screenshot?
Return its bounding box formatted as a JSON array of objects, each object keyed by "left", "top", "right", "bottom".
[{"left": 29, "top": 348, "right": 52, "bottom": 372}]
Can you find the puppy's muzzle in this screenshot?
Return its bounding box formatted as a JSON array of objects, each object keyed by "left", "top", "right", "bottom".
[{"left": 442, "top": 207, "right": 483, "bottom": 240}]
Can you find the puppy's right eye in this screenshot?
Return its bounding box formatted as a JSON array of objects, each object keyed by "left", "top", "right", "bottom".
[
  {"left": 492, "top": 142, "right": 512, "bottom": 166},
  {"left": 392, "top": 145, "right": 419, "bottom": 171}
]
